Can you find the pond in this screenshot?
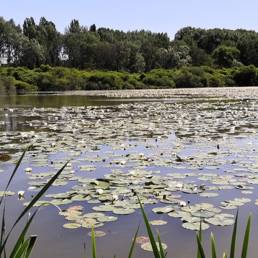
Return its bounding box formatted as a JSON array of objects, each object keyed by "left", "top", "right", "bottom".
[{"left": 1, "top": 88, "right": 258, "bottom": 258}]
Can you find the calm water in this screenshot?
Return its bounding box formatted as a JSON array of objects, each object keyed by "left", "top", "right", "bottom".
[{"left": 1, "top": 89, "right": 258, "bottom": 258}]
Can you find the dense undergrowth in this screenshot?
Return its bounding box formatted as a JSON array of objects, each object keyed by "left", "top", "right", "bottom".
[{"left": 0, "top": 65, "right": 258, "bottom": 94}]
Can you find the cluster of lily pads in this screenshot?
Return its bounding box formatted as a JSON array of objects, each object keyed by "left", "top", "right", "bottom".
[
  {"left": 19, "top": 162, "right": 254, "bottom": 235},
  {"left": 1, "top": 91, "right": 258, "bottom": 255}
]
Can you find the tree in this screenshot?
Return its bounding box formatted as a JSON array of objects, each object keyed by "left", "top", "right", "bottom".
[
  {"left": 165, "top": 42, "right": 192, "bottom": 68},
  {"left": 67, "top": 19, "right": 82, "bottom": 34},
  {"left": 19, "top": 38, "right": 45, "bottom": 68},
  {"left": 212, "top": 45, "right": 240, "bottom": 67},
  {"left": 38, "top": 17, "right": 61, "bottom": 65},
  {"left": 23, "top": 17, "right": 37, "bottom": 39},
  {"left": 131, "top": 52, "right": 145, "bottom": 72},
  {"left": 90, "top": 24, "right": 96, "bottom": 32},
  {"left": 190, "top": 44, "right": 212, "bottom": 66}
]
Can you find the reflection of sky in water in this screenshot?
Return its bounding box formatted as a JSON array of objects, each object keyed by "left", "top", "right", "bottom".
[{"left": 1, "top": 92, "right": 258, "bottom": 257}]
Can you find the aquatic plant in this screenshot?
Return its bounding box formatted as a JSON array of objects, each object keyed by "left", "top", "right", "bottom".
[
  {"left": 90, "top": 200, "right": 252, "bottom": 258},
  {"left": 0, "top": 150, "right": 253, "bottom": 258},
  {"left": 196, "top": 211, "right": 252, "bottom": 258},
  {"left": 0, "top": 148, "right": 68, "bottom": 258}
]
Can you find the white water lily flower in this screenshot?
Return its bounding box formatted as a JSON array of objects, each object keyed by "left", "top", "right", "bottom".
[
  {"left": 25, "top": 167, "right": 32, "bottom": 173},
  {"left": 96, "top": 189, "right": 104, "bottom": 195},
  {"left": 176, "top": 183, "right": 183, "bottom": 188},
  {"left": 112, "top": 194, "right": 119, "bottom": 201},
  {"left": 18, "top": 191, "right": 25, "bottom": 199},
  {"left": 179, "top": 201, "right": 187, "bottom": 207},
  {"left": 120, "top": 160, "right": 126, "bottom": 165}
]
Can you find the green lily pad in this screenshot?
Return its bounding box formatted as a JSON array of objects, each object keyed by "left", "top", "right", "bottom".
[
  {"left": 152, "top": 206, "right": 173, "bottom": 214},
  {"left": 97, "top": 216, "right": 118, "bottom": 222},
  {"left": 141, "top": 242, "right": 167, "bottom": 252},
  {"left": 136, "top": 236, "right": 149, "bottom": 245},
  {"left": 0, "top": 191, "right": 15, "bottom": 197},
  {"left": 150, "top": 220, "right": 167, "bottom": 226},
  {"left": 88, "top": 230, "right": 106, "bottom": 237},
  {"left": 112, "top": 208, "right": 135, "bottom": 215},
  {"left": 200, "top": 192, "right": 219, "bottom": 198},
  {"left": 205, "top": 214, "right": 234, "bottom": 226},
  {"left": 63, "top": 223, "right": 81, "bottom": 229},
  {"left": 182, "top": 221, "right": 209, "bottom": 231}
]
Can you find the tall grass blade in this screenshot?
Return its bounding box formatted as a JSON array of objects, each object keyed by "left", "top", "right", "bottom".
[
  {"left": 0, "top": 203, "right": 7, "bottom": 258},
  {"left": 91, "top": 226, "right": 97, "bottom": 258},
  {"left": 196, "top": 234, "right": 205, "bottom": 258},
  {"left": 241, "top": 215, "right": 251, "bottom": 258},
  {"left": 0, "top": 161, "right": 69, "bottom": 254},
  {"left": 197, "top": 221, "right": 202, "bottom": 258},
  {"left": 9, "top": 210, "right": 37, "bottom": 258},
  {"left": 222, "top": 253, "right": 227, "bottom": 258},
  {"left": 230, "top": 210, "right": 238, "bottom": 258},
  {"left": 14, "top": 161, "right": 69, "bottom": 226},
  {"left": 24, "top": 235, "right": 37, "bottom": 258},
  {"left": 137, "top": 196, "right": 160, "bottom": 258},
  {"left": 0, "top": 204, "right": 6, "bottom": 248},
  {"left": 0, "top": 149, "right": 27, "bottom": 207},
  {"left": 128, "top": 225, "right": 140, "bottom": 258},
  {"left": 12, "top": 238, "right": 30, "bottom": 258},
  {"left": 210, "top": 233, "right": 217, "bottom": 258},
  {"left": 157, "top": 234, "right": 166, "bottom": 258}
]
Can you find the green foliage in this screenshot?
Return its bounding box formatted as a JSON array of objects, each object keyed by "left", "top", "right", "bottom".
[
  {"left": 213, "top": 46, "right": 240, "bottom": 68},
  {"left": 14, "top": 80, "right": 37, "bottom": 92},
  {"left": 128, "top": 225, "right": 139, "bottom": 258},
  {"left": 3, "top": 16, "right": 258, "bottom": 70},
  {"left": 1, "top": 65, "right": 258, "bottom": 94},
  {"left": 91, "top": 226, "right": 97, "bottom": 258},
  {"left": 174, "top": 67, "right": 208, "bottom": 88},
  {"left": 241, "top": 216, "right": 251, "bottom": 258},
  {"left": 233, "top": 65, "right": 257, "bottom": 86},
  {"left": 137, "top": 196, "right": 164, "bottom": 257},
  {"left": 0, "top": 149, "right": 68, "bottom": 257},
  {"left": 196, "top": 212, "right": 252, "bottom": 258}
]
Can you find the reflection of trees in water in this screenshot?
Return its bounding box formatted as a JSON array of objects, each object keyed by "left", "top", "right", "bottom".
[{"left": 2, "top": 113, "right": 17, "bottom": 131}]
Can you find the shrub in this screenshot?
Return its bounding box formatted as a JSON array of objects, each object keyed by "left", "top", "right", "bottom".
[
  {"left": 233, "top": 65, "right": 257, "bottom": 86},
  {"left": 14, "top": 80, "right": 37, "bottom": 93},
  {"left": 175, "top": 70, "right": 206, "bottom": 88}
]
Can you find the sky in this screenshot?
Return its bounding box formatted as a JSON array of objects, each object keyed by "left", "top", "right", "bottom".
[{"left": 1, "top": 0, "right": 258, "bottom": 38}]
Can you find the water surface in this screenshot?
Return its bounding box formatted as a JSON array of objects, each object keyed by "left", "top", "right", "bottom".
[{"left": 1, "top": 88, "right": 258, "bottom": 258}]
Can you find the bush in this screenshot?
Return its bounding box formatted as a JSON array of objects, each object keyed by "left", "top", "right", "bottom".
[
  {"left": 233, "top": 65, "right": 257, "bottom": 86},
  {"left": 1, "top": 65, "right": 258, "bottom": 93},
  {"left": 175, "top": 69, "right": 207, "bottom": 88},
  {"left": 14, "top": 80, "right": 37, "bottom": 93}
]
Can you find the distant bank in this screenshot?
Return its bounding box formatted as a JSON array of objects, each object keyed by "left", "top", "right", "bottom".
[{"left": 0, "top": 65, "right": 258, "bottom": 94}]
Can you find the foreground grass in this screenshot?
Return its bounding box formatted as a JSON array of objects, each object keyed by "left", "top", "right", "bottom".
[
  {"left": 0, "top": 150, "right": 253, "bottom": 257},
  {"left": 0, "top": 148, "right": 69, "bottom": 257},
  {"left": 91, "top": 201, "right": 251, "bottom": 258}
]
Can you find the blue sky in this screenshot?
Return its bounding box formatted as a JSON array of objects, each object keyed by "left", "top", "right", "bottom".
[{"left": 2, "top": 0, "right": 258, "bottom": 38}]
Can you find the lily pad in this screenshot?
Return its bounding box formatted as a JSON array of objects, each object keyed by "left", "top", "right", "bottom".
[
  {"left": 141, "top": 242, "right": 167, "bottom": 252},
  {"left": 152, "top": 206, "right": 173, "bottom": 214},
  {"left": 88, "top": 230, "right": 106, "bottom": 237},
  {"left": 182, "top": 221, "right": 209, "bottom": 231},
  {"left": 150, "top": 220, "right": 167, "bottom": 226},
  {"left": 63, "top": 223, "right": 81, "bottom": 229}
]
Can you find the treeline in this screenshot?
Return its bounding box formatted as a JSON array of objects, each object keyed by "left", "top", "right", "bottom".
[
  {"left": 1, "top": 65, "right": 258, "bottom": 94},
  {"left": 1, "top": 16, "right": 258, "bottom": 71}
]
